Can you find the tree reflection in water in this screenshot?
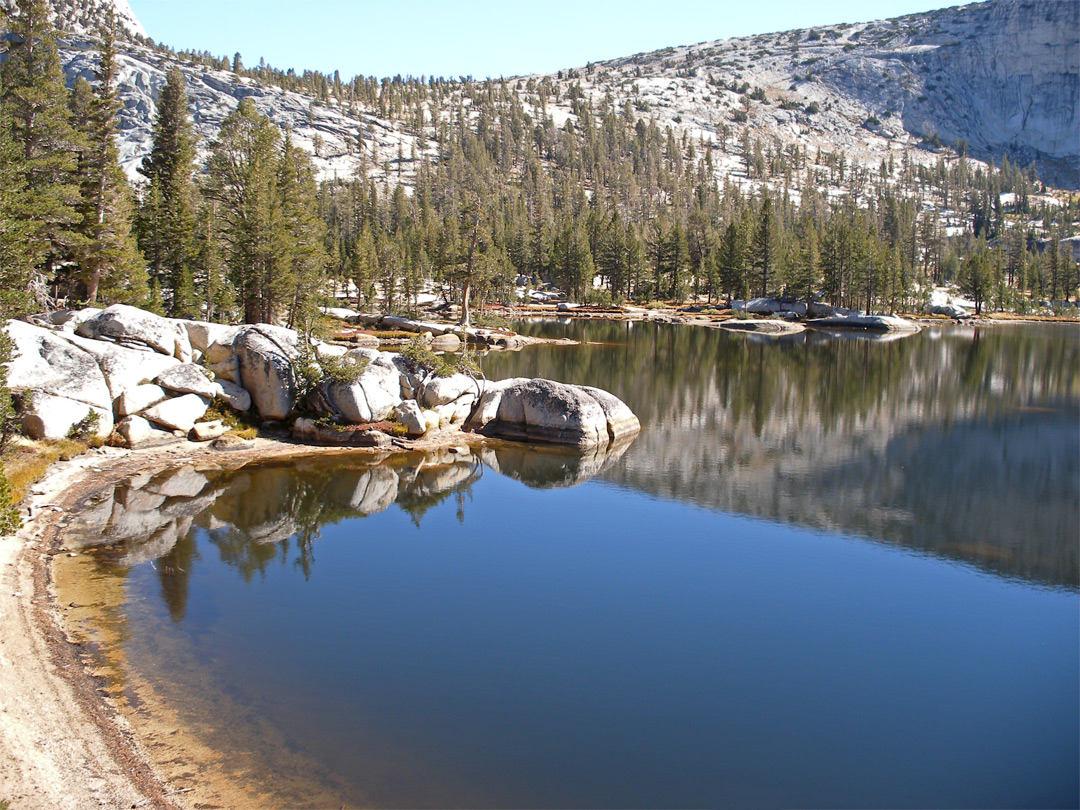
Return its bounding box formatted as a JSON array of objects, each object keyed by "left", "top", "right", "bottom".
[
  {"left": 65, "top": 439, "right": 637, "bottom": 619},
  {"left": 484, "top": 320, "right": 1080, "bottom": 588}
]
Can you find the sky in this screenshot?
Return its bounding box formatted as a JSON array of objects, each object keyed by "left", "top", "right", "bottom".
[{"left": 127, "top": 0, "right": 971, "bottom": 80}]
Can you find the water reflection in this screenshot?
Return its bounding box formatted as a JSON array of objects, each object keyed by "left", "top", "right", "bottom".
[
  {"left": 485, "top": 321, "right": 1080, "bottom": 588},
  {"left": 67, "top": 440, "right": 640, "bottom": 619}
]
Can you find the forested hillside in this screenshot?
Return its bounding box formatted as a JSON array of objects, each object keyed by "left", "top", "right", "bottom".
[{"left": 0, "top": 0, "right": 1077, "bottom": 335}]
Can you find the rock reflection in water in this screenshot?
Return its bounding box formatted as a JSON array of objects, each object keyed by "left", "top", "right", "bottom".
[
  {"left": 480, "top": 437, "right": 633, "bottom": 489},
  {"left": 67, "top": 438, "right": 636, "bottom": 617}
]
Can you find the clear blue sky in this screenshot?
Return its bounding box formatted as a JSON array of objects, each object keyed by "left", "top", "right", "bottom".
[{"left": 128, "top": 0, "right": 971, "bottom": 80}]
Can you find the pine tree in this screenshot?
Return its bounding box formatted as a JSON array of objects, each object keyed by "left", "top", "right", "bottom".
[
  {"left": 0, "top": 90, "right": 36, "bottom": 317},
  {"left": 73, "top": 14, "right": 146, "bottom": 304},
  {"left": 205, "top": 98, "right": 284, "bottom": 323},
  {"left": 278, "top": 129, "right": 328, "bottom": 328},
  {"left": 1, "top": 0, "right": 84, "bottom": 300},
  {"left": 138, "top": 66, "right": 197, "bottom": 315},
  {"left": 192, "top": 200, "right": 233, "bottom": 322},
  {"left": 961, "top": 242, "right": 994, "bottom": 315},
  {"left": 753, "top": 196, "right": 774, "bottom": 298}
]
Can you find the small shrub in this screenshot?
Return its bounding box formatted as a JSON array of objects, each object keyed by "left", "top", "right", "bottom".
[
  {"left": 400, "top": 336, "right": 481, "bottom": 379},
  {"left": 583, "top": 288, "right": 617, "bottom": 307},
  {"left": 472, "top": 311, "right": 511, "bottom": 330},
  {"left": 360, "top": 330, "right": 414, "bottom": 340},
  {"left": 319, "top": 352, "right": 369, "bottom": 385},
  {"left": 66, "top": 410, "right": 100, "bottom": 442},
  {"left": 0, "top": 468, "right": 21, "bottom": 534}
]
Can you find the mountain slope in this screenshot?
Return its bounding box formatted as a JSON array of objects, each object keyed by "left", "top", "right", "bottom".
[
  {"left": 524, "top": 0, "right": 1078, "bottom": 187},
  {"left": 8, "top": 0, "right": 1079, "bottom": 188}
]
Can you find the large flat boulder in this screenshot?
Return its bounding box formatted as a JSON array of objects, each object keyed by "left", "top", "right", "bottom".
[
  {"left": 76, "top": 304, "right": 193, "bottom": 361},
  {"left": 720, "top": 319, "right": 805, "bottom": 334},
  {"left": 155, "top": 364, "right": 218, "bottom": 399},
  {"left": 141, "top": 393, "right": 209, "bottom": 433},
  {"left": 809, "top": 314, "right": 921, "bottom": 332},
  {"left": 116, "top": 384, "right": 169, "bottom": 417},
  {"left": 175, "top": 320, "right": 240, "bottom": 353},
  {"left": 466, "top": 378, "right": 638, "bottom": 448}
]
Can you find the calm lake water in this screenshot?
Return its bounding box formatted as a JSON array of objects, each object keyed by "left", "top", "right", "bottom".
[{"left": 66, "top": 322, "right": 1079, "bottom": 809}]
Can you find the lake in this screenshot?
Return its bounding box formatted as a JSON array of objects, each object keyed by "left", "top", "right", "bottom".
[{"left": 62, "top": 321, "right": 1079, "bottom": 808}]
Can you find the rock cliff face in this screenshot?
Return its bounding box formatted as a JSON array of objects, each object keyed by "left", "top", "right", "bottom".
[{"left": 831, "top": 0, "right": 1079, "bottom": 185}]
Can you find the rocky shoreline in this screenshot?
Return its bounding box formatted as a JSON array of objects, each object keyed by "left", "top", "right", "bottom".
[
  {"left": 0, "top": 426, "right": 546, "bottom": 810},
  {"left": 5, "top": 304, "right": 640, "bottom": 453},
  {"left": 0, "top": 302, "right": 1072, "bottom": 809},
  {"left": 0, "top": 302, "right": 647, "bottom": 809}
]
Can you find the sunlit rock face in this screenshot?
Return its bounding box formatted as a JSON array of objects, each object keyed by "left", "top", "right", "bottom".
[
  {"left": 829, "top": 0, "right": 1079, "bottom": 185},
  {"left": 26, "top": 0, "right": 1078, "bottom": 188}
]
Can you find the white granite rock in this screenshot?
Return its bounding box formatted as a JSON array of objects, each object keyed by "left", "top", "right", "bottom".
[{"left": 142, "top": 394, "right": 209, "bottom": 433}]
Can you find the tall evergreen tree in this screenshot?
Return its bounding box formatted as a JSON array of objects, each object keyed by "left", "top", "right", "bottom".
[
  {"left": 73, "top": 14, "right": 146, "bottom": 304},
  {"left": 753, "top": 196, "right": 774, "bottom": 298},
  {"left": 0, "top": 89, "right": 36, "bottom": 317},
  {"left": 206, "top": 99, "right": 287, "bottom": 323},
  {"left": 1, "top": 0, "right": 83, "bottom": 300},
  {"left": 138, "top": 66, "right": 197, "bottom": 315}
]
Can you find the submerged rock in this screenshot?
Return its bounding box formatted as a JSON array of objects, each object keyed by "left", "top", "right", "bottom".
[
  {"left": 809, "top": 314, "right": 921, "bottom": 332},
  {"left": 721, "top": 319, "right": 806, "bottom": 334}
]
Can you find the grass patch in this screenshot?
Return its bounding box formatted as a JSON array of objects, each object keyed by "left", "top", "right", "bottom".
[
  {"left": 3, "top": 438, "right": 90, "bottom": 505},
  {"left": 360, "top": 330, "right": 415, "bottom": 340},
  {"left": 202, "top": 402, "right": 259, "bottom": 440}
]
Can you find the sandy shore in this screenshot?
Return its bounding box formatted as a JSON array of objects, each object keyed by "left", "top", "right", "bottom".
[{"left": 0, "top": 431, "right": 482, "bottom": 810}]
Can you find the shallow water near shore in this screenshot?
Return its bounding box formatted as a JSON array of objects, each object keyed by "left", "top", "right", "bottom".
[{"left": 61, "top": 321, "right": 1079, "bottom": 808}]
